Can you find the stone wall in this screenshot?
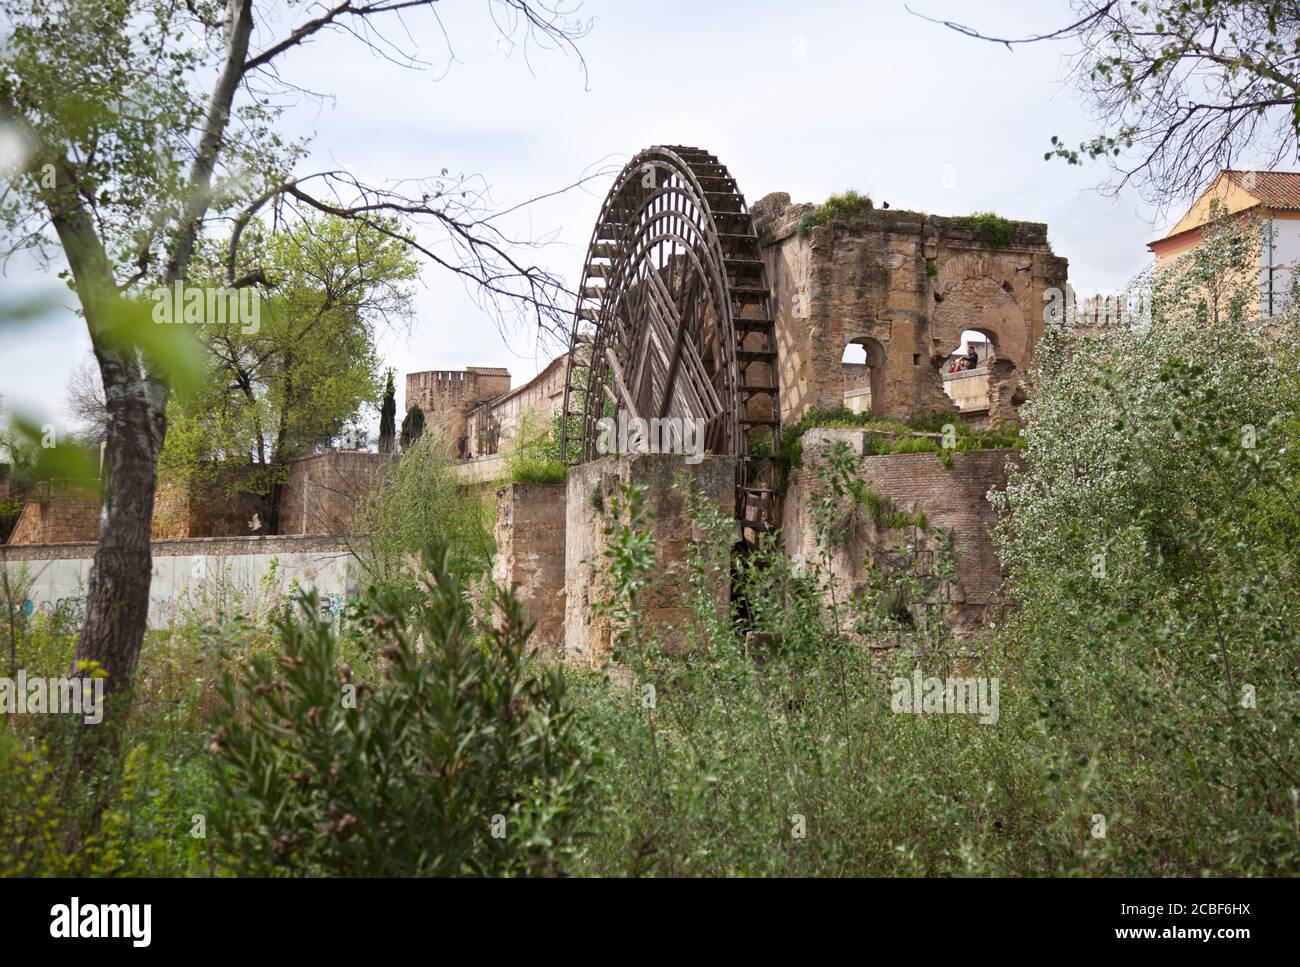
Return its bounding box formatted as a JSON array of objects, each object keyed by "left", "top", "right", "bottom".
[
  {"left": 564, "top": 454, "right": 735, "bottom": 668},
  {"left": 150, "top": 470, "right": 265, "bottom": 540},
  {"left": 783, "top": 430, "right": 1020, "bottom": 636},
  {"left": 467, "top": 352, "right": 568, "bottom": 456},
  {"left": 942, "top": 368, "right": 992, "bottom": 414},
  {"left": 492, "top": 483, "right": 567, "bottom": 656},
  {"left": 450, "top": 453, "right": 509, "bottom": 486},
  {"left": 7, "top": 480, "right": 101, "bottom": 544},
  {"left": 6, "top": 452, "right": 387, "bottom": 546},
  {"left": 278, "top": 451, "right": 392, "bottom": 536},
  {"left": 406, "top": 367, "right": 511, "bottom": 458},
  {"left": 752, "top": 194, "right": 1068, "bottom": 426}
]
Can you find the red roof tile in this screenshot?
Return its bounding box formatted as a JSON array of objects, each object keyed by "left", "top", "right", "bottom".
[{"left": 1226, "top": 170, "right": 1300, "bottom": 210}]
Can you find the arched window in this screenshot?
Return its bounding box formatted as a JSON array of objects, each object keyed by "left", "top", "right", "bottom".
[
  {"left": 940, "top": 329, "right": 994, "bottom": 419},
  {"left": 842, "top": 336, "right": 886, "bottom": 416}
]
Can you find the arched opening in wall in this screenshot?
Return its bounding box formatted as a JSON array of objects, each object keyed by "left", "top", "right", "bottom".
[
  {"left": 940, "top": 329, "right": 994, "bottom": 423},
  {"left": 841, "top": 337, "right": 886, "bottom": 416}
]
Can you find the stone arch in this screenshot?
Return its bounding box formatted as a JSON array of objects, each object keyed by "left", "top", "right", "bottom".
[
  {"left": 929, "top": 253, "right": 1035, "bottom": 424},
  {"left": 841, "top": 334, "right": 887, "bottom": 416}
]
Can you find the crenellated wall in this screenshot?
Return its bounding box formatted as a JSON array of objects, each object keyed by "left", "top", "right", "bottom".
[{"left": 406, "top": 367, "right": 511, "bottom": 458}]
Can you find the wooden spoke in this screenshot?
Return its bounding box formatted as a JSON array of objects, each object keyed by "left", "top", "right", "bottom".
[{"left": 560, "top": 146, "right": 782, "bottom": 542}]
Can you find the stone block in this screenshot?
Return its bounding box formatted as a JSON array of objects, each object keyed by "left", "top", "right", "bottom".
[
  {"left": 492, "top": 482, "right": 567, "bottom": 657},
  {"left": 563, "top": 454, "right": 735, "bottom": 668}
]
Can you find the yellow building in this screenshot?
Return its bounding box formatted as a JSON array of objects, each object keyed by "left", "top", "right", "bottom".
[{"left": 1149, "top": 170, "right": 1300, "bottom": 318}]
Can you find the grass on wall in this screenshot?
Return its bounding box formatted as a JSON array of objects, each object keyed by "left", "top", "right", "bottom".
[{"left": 797, "top": 190, "right": 873, "bottom": 237}]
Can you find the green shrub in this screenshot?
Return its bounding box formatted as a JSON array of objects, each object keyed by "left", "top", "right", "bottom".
[
  {"left": 510, "top": 457, "right": 567, "bottom": 485},
  {"left": 947, "top": 211, "right": 1016, "bottom": 248},
  {"left": 886, "top": 435, "right": 941, "bottom": 455},
  {"left": 0, "top": 497, "right": 23, "bottom": 543},
  {"left": 797, "top": 190, "right": 872, "bottom": 237},
  {"left": 0, "top": 734, "right": 175, "bottom": 877},
  {"left": 503, "top": 412, "right": 577, "bottom": 485},
  {"left": 354, "top": 430, "right": 494, "bottom": 591},
  {"left": 206, "top": 543, "right": 596, "bottom": 876}
]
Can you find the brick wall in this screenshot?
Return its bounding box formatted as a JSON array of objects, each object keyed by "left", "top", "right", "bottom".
[
  {"left": 151, "top": 469, "right": 266, "bottom": 540},
  {"left": 485, "top": 354, "right": 568, "bottom": 452},
  {"left": 6, "top": 480, "right": 101, "bottom": 545},
  {"left": 6, "top": 471, "right": 270, "bottom": 545},
  {"left": 278, "top": 451, "right": 392, "bottom": 536}
]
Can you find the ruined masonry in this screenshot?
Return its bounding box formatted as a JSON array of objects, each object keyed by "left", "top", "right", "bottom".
[{"left": 6, "top": 145, "right": 1068, "bottom": 658}]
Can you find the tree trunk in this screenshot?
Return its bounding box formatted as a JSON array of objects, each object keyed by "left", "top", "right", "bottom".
[
  {"left": 266, "top": 409, "right": 290, "bottom": 535},
  {"left": 20, "top": 0, "right": 252, "bottom": 748},
  {"left": 72, "top": 356, "right": 167, "bottom": 694},
  {"left": 40, "top": 157, "right": 167, "bottom": 702}
]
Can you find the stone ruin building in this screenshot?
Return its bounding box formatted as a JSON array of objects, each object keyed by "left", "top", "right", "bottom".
[
  {"left": 5, "top": 144, "right": 1067, "bottom": 661},
  {"left": 751, "top": 192, "right": 1066, "bottom": 428}
]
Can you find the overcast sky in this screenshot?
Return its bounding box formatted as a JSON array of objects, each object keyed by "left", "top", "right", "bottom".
[{"left": 0, "top": 0, "right": 1242, "bottom": 433}]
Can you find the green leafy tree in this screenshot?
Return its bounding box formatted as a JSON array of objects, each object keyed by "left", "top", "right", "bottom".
[
  {"left": 161, "top": 218, "right": 416, "bottom": 530},
  {"left": 0, "top": 0, "right": 588, "bottom": 728},
  {"left": 207, "top": 544, "right": 595, "bottom": 876}
]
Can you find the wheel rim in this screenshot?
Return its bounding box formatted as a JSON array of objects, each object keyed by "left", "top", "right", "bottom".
[{"left": 560, "top": 145, "right": 780, "bottom": 536}]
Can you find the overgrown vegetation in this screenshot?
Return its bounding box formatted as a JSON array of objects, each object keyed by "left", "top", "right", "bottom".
[
  {"left": 504, "top": 412, "right": 572, "bottom": 485},
  {"left": 2, "top": 212, "right": 1297, "bottom": 878},
  {"left": 208, "top": 545, "right": 594, "bottom": 876},
  {"left": 0, "top": 498, "right": 22, "bottom": 543},
  {"left": 777, "top": 405, "right": 1021, "bottom": 475},
  {"left": 797, "top": 190, "right": 873, "bottom": 237},
  {"left": 0, "top": 612, "right": 223, "bottom": 877},
  {"left": 353, "top": 430, "right": 494, "bottom": 591},
  {"left": 944, "top": 211, "right": 1017, "bottom": 248}
]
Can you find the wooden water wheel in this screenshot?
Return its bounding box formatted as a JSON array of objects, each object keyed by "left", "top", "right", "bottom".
[{"left": 560, "top": 145, "right": 780, "bottom": 540}]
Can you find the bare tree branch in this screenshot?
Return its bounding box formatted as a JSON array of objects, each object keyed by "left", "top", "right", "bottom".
[{"left": 912, "top": 0, "right": 1300, "bottom": 213}]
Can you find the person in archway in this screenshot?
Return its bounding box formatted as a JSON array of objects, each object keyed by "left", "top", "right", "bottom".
[{"left": 964, "top": 343, "right": 980, "bottom": 371}]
